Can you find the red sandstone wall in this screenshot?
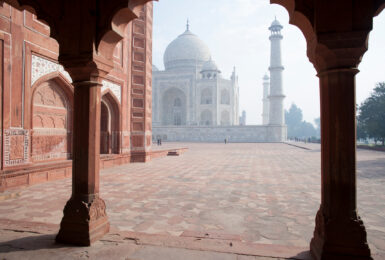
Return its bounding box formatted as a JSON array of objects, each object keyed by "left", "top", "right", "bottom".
[
  {"left": 0, "top": 2, "right": 153, "bottom": 190},
  {"left": 130, "top": 3, "right": 153, "bottom": 162}
]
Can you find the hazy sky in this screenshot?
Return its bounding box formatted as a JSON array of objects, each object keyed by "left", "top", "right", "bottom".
[{"left": 152, "top": 0, "right": 385, "bottom": 125}]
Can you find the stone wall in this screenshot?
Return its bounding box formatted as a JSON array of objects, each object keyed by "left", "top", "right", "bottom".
[
  {"left": 0, "top": 2, "right": 154, "bottom": 191},
  {"left": 153, "top": 125, "right": 287, "bottom": 143}
]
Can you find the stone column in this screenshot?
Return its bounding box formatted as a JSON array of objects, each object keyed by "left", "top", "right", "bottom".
[
  {"left": 262, "top": 74, "right": 270, "bottom": 125},
  {"left": 268, "top": 0, "right": 380, "bottom": 259},
  {"left": 56, "top": 71, "right": 109, "bottom": 246},
  {"left": 310, "top": 68, "right": 371, "bottom": 260},
  {"left": 268, "top": 18, "right": 285, "bottom": 126}
]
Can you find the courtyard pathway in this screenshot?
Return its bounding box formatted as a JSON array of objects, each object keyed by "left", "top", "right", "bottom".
[{"left": 0, "top": 143, "right": 384, "bottom": 259}]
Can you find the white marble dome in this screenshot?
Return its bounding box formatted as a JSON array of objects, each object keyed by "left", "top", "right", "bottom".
[
  {"left": 164, "top": 27, "right": 211, "bottom": 70},
  {"left": 269, "top": 18, "right": 283, "bottom": 31},
  {"left": 201, "top": 57, "right": 220, "bottom": 72}
]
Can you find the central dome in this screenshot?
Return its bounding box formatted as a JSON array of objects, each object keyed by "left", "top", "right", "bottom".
[{"left": 163, "top": 26, "right": 211, "bottom": 70}]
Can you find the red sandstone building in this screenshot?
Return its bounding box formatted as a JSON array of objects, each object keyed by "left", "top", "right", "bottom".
[{"left": 0, "top": 2, "right": 153, "bottom": 190}]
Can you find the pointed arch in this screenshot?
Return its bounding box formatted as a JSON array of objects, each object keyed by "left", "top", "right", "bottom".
[
  {"left": 30, "top": 73, "right": 74, "bottom": 162},
  {"left": 100, "top": 90, "right": 121, "bottom": 154}
]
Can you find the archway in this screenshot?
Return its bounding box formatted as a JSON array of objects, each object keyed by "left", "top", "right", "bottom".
[
  {"left": 221, "top": 110, "right": 230, "bottom": 126},
  {"left": 221, "top": 89, "right": 230, "bottom": 105},
  {"left": 201, "top": 88, "right": 212, "bottom": 104},
  {"left": 100, "top": 92, "right": 120, "bottom": 154},
  {"left": 200, "top": 109, "right": 212, "bottom": 126},
  {"left": 31, "top": 76, "right": 73, "bottom": 162},
  {"left": 161, "top": 87, "right": 187, "bottom": 125}
]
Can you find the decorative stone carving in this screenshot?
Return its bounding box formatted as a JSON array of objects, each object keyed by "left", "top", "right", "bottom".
[
  {"left": 3, "top": 129, "right": 29, "bottom": 166},
  {"left": 31, "top": 55, "right": 72, "bottom": 85},
  {"left": 101, "top": 80, "right": 121, "bottom": 103},
  {"left": 311, "top": 206, "right": 371, "bottom": 259},
  {"left": 32, "top": 80, "right": 71, "bottom": 161},
  {"left": 56, "top": 196, "right": 109, "bottom": 246},
  {"left": 89, "top": 196, "right": 108, "bottom": 221}
]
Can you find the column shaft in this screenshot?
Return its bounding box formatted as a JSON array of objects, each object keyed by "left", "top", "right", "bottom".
[
  {"left": 56, "top": 80, "right": 110, "bottom": 246},
  {"left": 310, "top": 68, "right": 371, "bottom": 260}
]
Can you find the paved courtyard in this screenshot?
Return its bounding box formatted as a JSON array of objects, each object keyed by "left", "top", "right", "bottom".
[{"left": 0, "top": 142, "right": 385, "bottom": 259}]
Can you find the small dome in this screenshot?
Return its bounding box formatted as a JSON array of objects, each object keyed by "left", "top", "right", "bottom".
[
  {"left": 201, "top": 57, "right": 220, "bottom": 72},
  {"left": 263, "top": 74, "right": 270, "bottom": 80},
  {"left": 269, "top": 18, "right": 283, "bottom": 31},
  {"left": 163, "top": 24, "right": 211, "bottom": 70}
]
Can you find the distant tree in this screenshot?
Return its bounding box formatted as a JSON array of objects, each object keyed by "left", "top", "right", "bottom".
[
  {"left": 314, "top": 117, "right": 320, "bottom": 137},
  {"left": 356, "top": 119, "right": 367, "bottom": 141},
  {"left": 358, "top": 82, "right": 385, "bottom": 145},
  {"left": 285, "top": 104, "right": 303, "bottom": 137},
  {"left": 301, "top": 121, "right": 317, "bottom": 137},
  {"left": 285, "top": 103, "right": 317, "bottom": 139}
]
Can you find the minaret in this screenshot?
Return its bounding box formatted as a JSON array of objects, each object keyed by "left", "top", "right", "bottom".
[
  {"left": 262, "top": 74, "right": 270, "bottom": 125},
  {"left": 268, "top": 18, "right": 285, "bottom": 125}
]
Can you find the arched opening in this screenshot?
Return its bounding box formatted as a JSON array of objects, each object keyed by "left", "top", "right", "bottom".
[
  {"left": 221, "top": 110, "right": 230, "bottom": 126},
  {"left": 100, "top": 92, "right": 121, "bottom": 154},
  {"left": 200, "top": 109, "right": 212, "bottom": 126},
  {"left": 31, "top": 76, "right": 73, "bottom": 162},
  {"left": 221, "top": 89, "right": 230, "bottom": 105},
  {"left": 201, "top": 88, "right": 212, "bottom": 104},
  {"left": 161, "top": 87, "right": 187, "bottom": 125}
]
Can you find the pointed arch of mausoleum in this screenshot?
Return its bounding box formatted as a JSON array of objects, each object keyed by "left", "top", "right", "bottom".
[
  {"left": 220, "top": 89, "right": 230, "bottom": 105},
  {"left": 221, "top": 110, "right": 230, "bottom": 126},
  {"left": 201, "top": 88, "right": 212, "bottom": 105},
  {"left": 161, "top": 87, "right": 187, "bottom": 126},
  {"left": 200, "top": 109, "right": 213, "bottom": 126}
]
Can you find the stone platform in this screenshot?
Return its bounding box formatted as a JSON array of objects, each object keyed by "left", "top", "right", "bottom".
[
  {"left": 0, "top": 144, "right": 188, "bottom": 191},
  {"left": 0, "top": 143, "right": 384, "bottom": 259},
  {"left": 153, "top": 125, "right": 287, "bottom": 142}
]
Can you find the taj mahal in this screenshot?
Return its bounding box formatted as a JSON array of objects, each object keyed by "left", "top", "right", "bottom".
[{"left": 152, "top": 19, "right": 287, "bottom": 142}]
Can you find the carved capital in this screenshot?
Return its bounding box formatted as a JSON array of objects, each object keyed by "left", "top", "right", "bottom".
[{"left": 310, "top": 30, "right": 370, "bottom": 72}]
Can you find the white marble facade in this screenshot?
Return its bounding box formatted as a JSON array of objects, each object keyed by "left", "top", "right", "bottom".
[
  {"left": 152, "top": 23, "right": 239, "bottom": 127},
  {"left": 152, "top": 20, "right": 287, "bottom": 142}
]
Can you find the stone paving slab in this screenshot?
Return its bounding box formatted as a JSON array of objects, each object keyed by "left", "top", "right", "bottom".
[
  {"left": 0, "top": 143, "right": 384, "bottom": 259},
  {"left": 0, "top": 219, "right": 310, "bottom": 260}
]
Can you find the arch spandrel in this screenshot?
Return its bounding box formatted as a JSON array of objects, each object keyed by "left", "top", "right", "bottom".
[
  {"left": 270, "top": 0, "right": 382, "bottom": 72},
  {"left": 374, "top": 1, "right": 385, "bottom": 16},
  {"left": 3, "top": 0, "right": 153, "bottom": 77}
]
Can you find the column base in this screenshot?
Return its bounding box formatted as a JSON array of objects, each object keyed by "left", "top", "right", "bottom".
[
  {"left": 56, "top": 196, "right": 110, "bottom": 246},
  {"left": 310, "top": 207, "right": 372, "bottom": 260},
  {"left": 130, "top": 151, "right": 151, "bottom": 162}
]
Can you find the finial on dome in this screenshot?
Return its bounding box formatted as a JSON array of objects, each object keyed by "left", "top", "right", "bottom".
[{"left": 186, "top": 19, "right": 190, "bottom": 31}]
